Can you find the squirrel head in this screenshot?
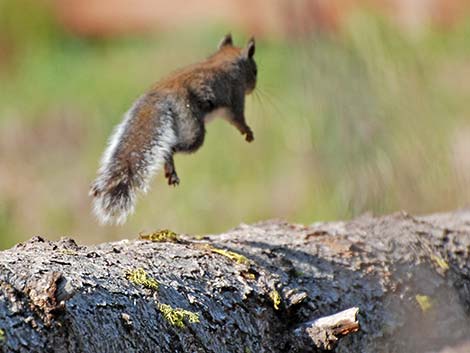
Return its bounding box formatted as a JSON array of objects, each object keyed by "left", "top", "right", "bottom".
[{"left": 217, "top": 34, "right": 257, "bottom": 95}]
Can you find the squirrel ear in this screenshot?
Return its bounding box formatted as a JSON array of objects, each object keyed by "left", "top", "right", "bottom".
[
  {"left": 242, "top": 37, "right": 255, "bottom": 59},
  {"left": 218, "top": 33, "right": 233, "bottom": 50}
]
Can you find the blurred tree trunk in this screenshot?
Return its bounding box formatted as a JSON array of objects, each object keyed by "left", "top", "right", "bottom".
[{"left": 0, "top": 210, "right": 469, "bottom": 353}]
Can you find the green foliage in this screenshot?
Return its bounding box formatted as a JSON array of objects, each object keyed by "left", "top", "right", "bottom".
[
  {"left": 1, "top": 6, "right": 470, "bottom": 247},
  {"left": 0, "top": 0, "right": 64, "bottom": 49}
]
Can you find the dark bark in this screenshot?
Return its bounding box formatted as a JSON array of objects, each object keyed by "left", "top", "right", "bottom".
[{"left": 0, "top": 210, "right": 470, "bottom": 353}]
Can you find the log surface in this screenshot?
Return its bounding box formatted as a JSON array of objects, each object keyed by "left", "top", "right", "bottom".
[{"left": 0, "top": 211, "right": 470, "bottom": 353}]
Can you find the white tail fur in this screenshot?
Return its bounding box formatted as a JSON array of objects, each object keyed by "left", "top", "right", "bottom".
[{"left": 90, "top": 107, "right": 176, "bottom": 225}]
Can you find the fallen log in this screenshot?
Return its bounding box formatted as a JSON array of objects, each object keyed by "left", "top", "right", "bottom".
[{"left": 0, "top": 211, "right": 469, "bottom": 353}]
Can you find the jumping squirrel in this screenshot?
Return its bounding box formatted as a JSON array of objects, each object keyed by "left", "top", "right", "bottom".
[{"left": 90, "top": 34, "right": 257, "bottom": 225}]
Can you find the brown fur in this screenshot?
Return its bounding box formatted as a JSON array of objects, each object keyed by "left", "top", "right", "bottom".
[{"left": 90, "top": 34, "right": 257, "bottom": 225}]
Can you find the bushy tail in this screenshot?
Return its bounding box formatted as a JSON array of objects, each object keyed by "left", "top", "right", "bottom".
[{"left": 90, "top": 104, "right": 176, "bottom": 225}]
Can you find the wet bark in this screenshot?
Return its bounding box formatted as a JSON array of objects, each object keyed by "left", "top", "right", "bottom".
[{"left": 0, "top": 210, "right": 470, "bottom": 353}]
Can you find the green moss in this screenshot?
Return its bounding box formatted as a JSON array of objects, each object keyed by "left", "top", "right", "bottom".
[
  {"left": 139, "top": 229, "right": 178, "bottom": 242},
  {"left": 59, "top": 249, "right": 77, "bottom": 256},
  {"left": 430, "top": 254, "right": 449, "bottom": 271},
  {"left": 209, "top": 246, "right": 250, "bottom": 265},
  {"left": 157, "top": 303, "right": 199, "bottom": 328},
  {"left": 0, "top": 328, "right": 4, "bottom": 342},
  {"left": 125, "top": 268, "right": 159, "bottom": 290},
  {"left": 269, "top": 290, "right": 281, "bottom": 310},
  {"left": 415, "top": 294, "right": 432, "bottom": 312},
  {"left": 241, "top": 271, "right": 256, "bottom": 280}
]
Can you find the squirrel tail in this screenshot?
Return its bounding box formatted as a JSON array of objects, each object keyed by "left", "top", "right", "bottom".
[{"left": 90, "top": 103, "right": 176, "bottom": 225}]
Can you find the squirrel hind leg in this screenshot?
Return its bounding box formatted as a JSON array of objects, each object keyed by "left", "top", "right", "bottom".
[{"left": 164, "top": 155, "right": 180, "bottom": 186}]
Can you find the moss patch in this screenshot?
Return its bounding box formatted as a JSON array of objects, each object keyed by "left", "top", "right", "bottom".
[
  {"left": 139, "top": 229, "right": 179, "bottom": 242},
  {"left": 430, "top": 254, "right": 449, "bottom": 272},
  {"left": 415, "top": 294, "right": 432, "bottom": 312},
  {"left": 125, "top": 268, "right": 159, "bottom": 290},
  {"left": 59, "top": 249, "right": 78, "bottom": 256},
  {"left": 208, "top": 246, "right": 250, "bottom": 265},
  {"left": 269, "top": 290, "right": 281, "bottom": 310},
  {"left": 157, "top": 303, "right": 199, "bottom": 328}
]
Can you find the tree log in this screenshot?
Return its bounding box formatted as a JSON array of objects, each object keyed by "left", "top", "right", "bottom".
[{"left": 0, "top": 211, "right": 470, "bottom": 353}]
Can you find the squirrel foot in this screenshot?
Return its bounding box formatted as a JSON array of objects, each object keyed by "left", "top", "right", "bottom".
[
  {"left": 245, "top": 129, "right": 254, "bottom": 142},
  {"left": 167, "top": 172, "right": 180, "bottom": 186},
  {"left": 164, "top": 158, "right": 180, "bottom": 186}
]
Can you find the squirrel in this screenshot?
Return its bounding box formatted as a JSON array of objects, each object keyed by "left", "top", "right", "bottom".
[{"left": 90, "top": 34, "right": 257, "bottom": 225}]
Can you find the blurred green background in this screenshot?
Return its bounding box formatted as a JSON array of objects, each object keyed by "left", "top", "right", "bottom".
[{"left": 1, "top": 0, "right": 470, "bottom": 248}]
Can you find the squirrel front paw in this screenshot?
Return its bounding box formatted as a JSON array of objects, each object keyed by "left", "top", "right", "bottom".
[
  {"left": 166, "top": 172, "right": 180, "bottom": 186},
  {"left": 245, "top": 130, "right": 254, "bottom": 142}
]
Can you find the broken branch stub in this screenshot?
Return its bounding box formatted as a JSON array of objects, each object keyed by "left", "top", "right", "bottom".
[{"left": 293, "top": 307, "right": 360, "bottom": 351}]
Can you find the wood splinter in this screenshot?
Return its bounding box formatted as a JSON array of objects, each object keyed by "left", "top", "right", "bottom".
[{"left": 293, "top": 307, "right": 360, "bottom": 351}]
